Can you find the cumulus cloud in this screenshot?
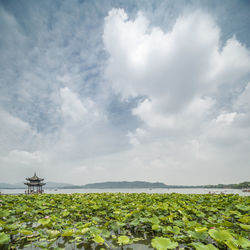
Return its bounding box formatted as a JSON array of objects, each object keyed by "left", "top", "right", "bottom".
[
  {"left": 104, "top": 8, "right": 250, "bottom": 131},
  {"left": 103, "top": 8, "right": 250, "bottom": 184}
]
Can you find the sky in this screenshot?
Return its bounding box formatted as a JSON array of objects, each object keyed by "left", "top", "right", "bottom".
[{"left": 0, "top": 0, "right": 250, "bottom": 185}]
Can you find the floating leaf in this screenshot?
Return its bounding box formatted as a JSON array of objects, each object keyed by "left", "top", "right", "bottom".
[
  {"left": 239, "top": 223, "right": 250, "bottom": 230},
  {"left": 0, "top": 232, "right": 10, "bottom": 245},
  {"left": 38, "top": 218, "right": 51, "bottom": 226},
  {"left": 152, "top": 224, "right": 160, "bottom": 230},
  {"left": 62, "top": 229, "right": 74, "bottom": 237},
  {"left": 225, "top": 239, "right": 239, "bottom": 250},
  {"left": 117, "top": 235, "right": 130, "bottom": 245},
  {"left": 188, "top": 230, "right": 208, "bottom": 241},
  {"left": 93, "top": 235, "right": 105, "bottom": 245},
  {"left": 48, "top": 230, "right": 60, "bottom": 238},
  {"left": 237, "top": 236, "right": 250, "bottom": 248},
  {"left": 62, "top": 210, "right": 70, "bottom": 217},
  {"left": 151, "top": 237, "right": 178, "bottom": 250},
  {"left": 0, "top": 210, "right": 9, "bottom": 218},
  {"left": 190, "top": 242, "right": 218, "bottom": 250},
  {"left": 195, "top": 227, "right": 208, "bottom": 233},
  {"left": 19, "top": 229, "right": 33, "bottom": 235},
  {"left": 79, "top": 228, "right": 89, "bottom": 235},
  {"left": 208, "top": 229, "right": 232, "bottom": 242},
  {"left": 236, "top": 204, "right": 250, "bottom": 212}
]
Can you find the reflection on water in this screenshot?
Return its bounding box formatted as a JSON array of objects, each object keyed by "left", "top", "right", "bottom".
[{"left": 1, "top": 188, "right": 249, "bottom": 196}]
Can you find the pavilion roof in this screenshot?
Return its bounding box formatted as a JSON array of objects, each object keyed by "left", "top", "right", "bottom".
[
  {"left": 26, "top": 173, "right": 44, "bottom": 182},
  {"left": 24, "top": 182, "right": 46, "bottom": 186}
]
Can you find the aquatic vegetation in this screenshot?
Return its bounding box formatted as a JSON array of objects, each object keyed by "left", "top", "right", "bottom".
[{"left": 0, "top": 193, "right": 249, "bottom": 249}]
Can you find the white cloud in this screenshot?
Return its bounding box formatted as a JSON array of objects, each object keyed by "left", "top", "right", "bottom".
[
  {"left": 0, "top": 109, "right": 39, "bottom": 154},
  {"left": 102, "top": 8, "right": 250, "bottom": 184},
  {"left": 60, "top": 87, "right": 88, "bottom": 122},
  {"left": 104, "top": 9, "right": 250, "bottom": 113}
]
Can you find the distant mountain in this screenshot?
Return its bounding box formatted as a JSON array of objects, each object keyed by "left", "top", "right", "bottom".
[
  {"left": 1, "top": 180, "right": 249, "bottom": 190},
  {"left": 45, "top": 182, "right": 74, "bottom": 188},
  {"left": 59, "top": 181, "right": 250, "bottom": 189},
  {"left": 0, "top": 183, "right": 20, "bottom": 189},
  {"left": 60, "top": 181, "right": 168, "bottom": 189}
]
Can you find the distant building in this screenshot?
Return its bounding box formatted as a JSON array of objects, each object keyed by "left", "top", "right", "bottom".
[{"left": 24, "top": 173, "right": 46, "bottom": 194}]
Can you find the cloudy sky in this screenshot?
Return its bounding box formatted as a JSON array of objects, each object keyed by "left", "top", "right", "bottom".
[{"left": 0, "top": 0, "right": 250, "bottom": 185}]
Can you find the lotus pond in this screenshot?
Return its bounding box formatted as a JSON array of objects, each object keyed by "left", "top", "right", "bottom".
[{"left": 0, "top": 193, "right": 249, "bottom": 249}]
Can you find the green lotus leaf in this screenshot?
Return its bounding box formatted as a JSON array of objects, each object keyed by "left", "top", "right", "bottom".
[
  {"left": 62, "top": 211, "right": 70, "bottom": 217},
  {"left": 117, "top": 235, "right": 130, "bottom": 245},
  {"left": 239, "top": 223, "right": 250, "bottom": 230},
  {"left": 208, "top": 229, "right": 232, "bottom": 242},
  {"left": 149, "top": 216, "right": 160, "bottom": 225},
  {"left": 130, "top": 219, "right": 139, "bottom": 226},
  {"left": 79, "top": 228, "right": 89, "bottom": 235},
  {"left": 190, "top": 242, "right": 218, "bottom": 250},
  {"left": 93, "top": 234, "right": 105, "bottom": 245},
  {"left": 171, "top": 226, "right": 180, "bottom": 234},
  {"left": 225, "top": 239, "right": 239, "bottom": 250},
  {"left": 235, "top": 204, "right": 250, "bottom": 212},
  {"left": 151, "top": 237, "right": 178, "bottom": 250},
  {"left": 47, "top": 230, "right": 60, "bottom": 238},
  {"left": 221, "top": 221, "right": 233, "bottom": 227},
  {"left": 152, "top": 224, "right": 160, "bottom": 230},
  {"left": 19, "top": 229, "right": 33, "bottom": 235},
  {"left": 62, "top": 229, "right": 74, "bottom": 237},
  {"left": 0, "top": 210, "right": 9, "bottom": 218},
  {"left": 188, "top": 230, "right": 208, "bottom": 241},
  {"left": 0, "top": 219, "right": 6, "bottom": 225},
  {"left": 38, "top": 218, "right": 51, "bottom": 226},
  {"left": 195, "top": 227, "right": 208, "bottom": 233},
  {"left": 238, "top": 216, "right": 250, "bottom": 223},
  {"left": 4, "top": 223, "right": 18, "bottom": 231},
  {"left": 101, "top": 229, "right": 110, "bottom": 238},
  {"left": 0, "top": 232, "right": 10, "bottom": 245},
  {"left": 163, "top": 226, "right": 180, "bottom": 234},
  {"left": 237, "top": 236, "right": 250, "bottom": 248}
]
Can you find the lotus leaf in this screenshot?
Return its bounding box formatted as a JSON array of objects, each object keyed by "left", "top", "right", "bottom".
[
  {"left": 93, "top": 234, "right": 105, "bottom": 244},
  {"left": 0, "top": 210, "right": 9, "bottom": 218},
  {"left": 208, "top": 229, "right": 232, "bottom": 242},
  {"left": 152, "top": 224, "right": 160, "bottom": 230},
  {"left": 47, "top": 230, "right": 60, "bottom": 238},
  {"left": 239, "top": 223, "right": 250, "bottom": 230},
  {"left": 117, "top": 235, "right": 130, "bottom": 245},
  {"left": 225, "top": 239, "right": 239, "bottom": 250},
  {"left": 0, "top": 232, "right": 10, "bottom": 245},
  {"left": 38, "top": 218, "right": 51, "bottom": 226},
  {"left": 151, "top": 237, "right": 178, "bottom": 249},
  {"left": 237, "top": 236, "right": 250, "bottom": 248},
  {"left": 190, "top": 242, "right": 218, "bottom": 250},
  {"left": 195, "top": 227, "right": 208, "bottom": 233},
  {"left": 19, "top": 229, "right": 33, "bottom": 235},
  {"left": 62, "top": 229, "right": 73, "bottom": 237}
]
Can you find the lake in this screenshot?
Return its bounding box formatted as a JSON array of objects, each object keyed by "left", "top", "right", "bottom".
[{"left": 1, "top": 188, "right": 249, "bottom": 196}]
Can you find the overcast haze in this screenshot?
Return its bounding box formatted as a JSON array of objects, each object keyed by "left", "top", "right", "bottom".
[{"left": 0, "top": 0, "right": 250, "bottom": 185}]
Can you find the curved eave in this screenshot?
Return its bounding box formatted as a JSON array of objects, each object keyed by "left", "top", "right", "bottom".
[
  {"left": 26, "top": 178, "right": 44, "bottom": 181},
  {"left": 24, "top": 182, "right": 46, "bottom": 186}
]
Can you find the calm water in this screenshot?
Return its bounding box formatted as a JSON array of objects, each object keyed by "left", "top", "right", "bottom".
[{"left": 1, "top": 188, "right": 249, "bottom": 196}]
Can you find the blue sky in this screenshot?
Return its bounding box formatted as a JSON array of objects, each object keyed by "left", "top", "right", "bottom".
[{"left": 0, "top": 0, "right": 250, "bottom": 185}]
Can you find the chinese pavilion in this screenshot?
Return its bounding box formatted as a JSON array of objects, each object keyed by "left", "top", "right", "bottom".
[{"left": 24, "top": 173, "right": 46, "bottom": 194}]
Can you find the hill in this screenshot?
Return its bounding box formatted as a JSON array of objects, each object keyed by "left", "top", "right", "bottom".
[{"left": 82, "top": 181, "right": 168, "bottom": 189}]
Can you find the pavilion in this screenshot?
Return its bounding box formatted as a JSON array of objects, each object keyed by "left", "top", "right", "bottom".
[{"left": 24, "top": 173, "right": 46, "bottom": 194}]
